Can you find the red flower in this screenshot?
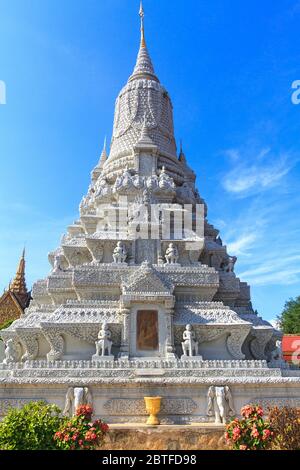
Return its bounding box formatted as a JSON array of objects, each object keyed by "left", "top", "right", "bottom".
[
  {"left": 76, "top": 404, "right": 93, "bottom": 419},
  {"left": 251, "top": 426, "right": 260, "bottom": 438},
  {"left": 85, "top": 430, "right": 97, "bottom": 442},
  {"left": 233, "top": 426, "right": 241, "bottom": 435},
  {"left": 101, "top": 423, "right": 109, "bottom": 432},
  {"left": 232, "top": 426, "right": 241, "bottom": 442},
  {"left": 241, "top": 405, "right": 254, "bottom": 418},
  {"left": 262, "top": 429, "right": 271, "bottom": 441}
]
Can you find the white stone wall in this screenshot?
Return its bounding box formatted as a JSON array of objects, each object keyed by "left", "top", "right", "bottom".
[
  {"left": 1, "top": 382, "right": 300, "bottom": 424},
  {"left": 0, "top": 341, "right": 4, "bottom": 363}
]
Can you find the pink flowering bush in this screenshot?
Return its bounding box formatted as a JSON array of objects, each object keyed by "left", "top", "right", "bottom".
[
  {"left": 225, "top": 405, "right": 274, "bottom": 451},
  {"left": 54, "top": 405, "right": 109, "bottom": 450}
]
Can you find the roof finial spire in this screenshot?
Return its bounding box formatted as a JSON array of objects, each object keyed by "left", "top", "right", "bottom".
[
  {"left": 10, "top": 248, "right": 28, "bottom": 295},
  {"left": 139, "top": 1, "right": 146, "bottom": 48}
]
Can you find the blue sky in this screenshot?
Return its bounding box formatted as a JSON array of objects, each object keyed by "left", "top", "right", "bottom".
[{"left": 0, "top": 0, "right": 300, "bottom": 322}]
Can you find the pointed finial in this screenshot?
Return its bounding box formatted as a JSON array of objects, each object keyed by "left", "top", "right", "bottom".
[
  {"left": 179, "top": 140, "right": 187, "bottom": 164},
  {"left": 139, "top": 1, "right": 146, "bottom": 48},
  {"left": 96, "top": 136, "right": 108, "bottom": 170},
  {"left": 10, "top": 249, "right": 28, "bottom": 295}
]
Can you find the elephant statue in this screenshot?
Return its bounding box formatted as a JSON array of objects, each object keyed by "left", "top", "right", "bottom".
[
  {"left": 63, "top": 387, "right": 93, "bottom": 417},
  {"left": 207, "top": 386, "right": 235, "bottom": 424}
]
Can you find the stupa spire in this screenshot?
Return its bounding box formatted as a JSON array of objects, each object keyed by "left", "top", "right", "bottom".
[
  {"left": 130, "top": 2, "right": 158, "bottom": 82},
  {"left": 10, "top": 248, "right": 28, "bottom": 295},
  {"left": 98, "top": 136, "right": 108, "bottom": 168},
  {"left": 139, "top": 1, "right": 146, "bottom": 48}
]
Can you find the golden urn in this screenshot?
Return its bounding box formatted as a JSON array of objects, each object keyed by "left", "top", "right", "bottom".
[{"left": 144, "top": 396, "right": 162, "bottom": 425}]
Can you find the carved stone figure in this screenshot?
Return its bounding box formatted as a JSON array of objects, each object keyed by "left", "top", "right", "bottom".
[
  {"left": 181, "top": 324, "right": 199, "bottom": 357},
  {"left": 207, "top": 386, "right": 235, "bottom": 424},
  {"left": 221, "top": 256, "right": 237, "bottom": 273},
  {"left": 269, "top": 340, "right": 284, "bottom": 362},
  {"left": 165, "top": 243, "right": 179, "bottom": 265},
  {"left": 3, "top": 339, "right": 19, "bottom": 365},
  {"left": 52, "top": 254, "right": 64, "bottom": 273},
  {"left": 63, "top": 387, "right": 92, "bottom": 417},
  {"left": 94, "top": 323, "right": 113, "bottom": 358},
  {"left": 227, "top": 256, "right": 237, "bottom": 273},
  {"left": 158, "top": 167, "right": 175, "bottom": 193},
  {"left": 112, "top": 242, "right": 128, "bottom": 264}
]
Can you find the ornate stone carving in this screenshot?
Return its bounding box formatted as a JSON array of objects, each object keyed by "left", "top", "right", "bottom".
[
  {"left": 207, "top": 386, "right": 235, "bottom": 424},
  {"left": 250, "top": 329, "right": 274, "bottom": 360},
  {"left": 103, "top": 398, "right": 197, "bottom": 416},
  {"left": 181, "top": 325, "right": 199, "bottom": 357},
  {"left": 0, "top": 399, "right": 42, "bottom": 416},
  {"left": 43, "top": 330, "right": 65, "bottom": 361},
  {"left": 3, "top": 338, "right": 21, "bottom": 364},
  {"left": 227, "top": 328, "right": 251, "bottom": 360},
  {"left": 269, "top": 340, "right": 283, "bottom": 362},
  {"left": 122, "top": 262, "right": 174, "bottom": 295},
  {"left": 165, "top": 243, "right": 179, "bottom": 265},
  {"left": 63, "top": 387, "right": 92, "bottom": 417},
  {"left": 220, "top": 256, "right": 237, "bottom": 273},
  {"left": 113, "top": 242, "right": 128, "bottom": 264},
  {"left": 18, "top": 333, "right": 39, "bottom": 362},
  {"left": 94, "top": 323, "right": 113, "bottom": 358},
  {"left": 250, "top": 398, "right": 300, "bottom": 409},
  {"left": 52, "top": 253, "right": 65, "bottom": 273}
]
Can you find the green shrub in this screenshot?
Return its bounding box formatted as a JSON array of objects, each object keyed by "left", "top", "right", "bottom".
[{"left": 0, "top": 401, "right": 63, "bottom": 450}]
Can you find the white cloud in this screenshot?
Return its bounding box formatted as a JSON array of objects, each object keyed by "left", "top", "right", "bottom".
[
  {"left": 237, "top": 253, "right": 300, "bottom": 287},
  {"left": 221, "top": 148, "right": 295, "bottom": 197},
  {"left": 226, "top": 233, "right": 258, "bottom": 255}
]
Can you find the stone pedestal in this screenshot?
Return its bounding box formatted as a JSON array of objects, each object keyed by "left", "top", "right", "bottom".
[
  {"left": 181, "top": 355, "right": 203, "bottom": 361},
  {"left": 92, "top": 355, "right": 115, "bottom": 362}
]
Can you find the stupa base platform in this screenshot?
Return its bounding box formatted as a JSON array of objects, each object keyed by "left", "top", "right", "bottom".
[
  {"left": 100, "top": 424, "right": 229, "bottom": 451},
  {"left": 1, "top": 360, "right": 299, "bottom": 423}
]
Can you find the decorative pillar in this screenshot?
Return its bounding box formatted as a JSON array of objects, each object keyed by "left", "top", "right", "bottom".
[
  {"left": 119, "top": 308, "right": 131, "bottom": 359},
  {"left": 165, "top": 307, "right": 176, "bottom": 358}
]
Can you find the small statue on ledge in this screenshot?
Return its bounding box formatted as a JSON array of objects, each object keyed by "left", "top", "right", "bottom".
[
  {"left": 52, "top": 253, "right": 64, "bottom": 273},
  {"left": 220, "top": 256, "right": 237, "bottom": 273},
  {"left": 165, "top": 243, "right": 179, "bottom": 265},
  {"left": 3, "top": 339, "right": 19, "bottom": 365},
  {"left": 269, "top": 340, "right": 287, "bottom": 367},
  {"left": 181, "top": 324, "right": 200, "bottom": 358},
  {"left": 112, "top": 241, "right": 127, "bottom": 264},
  {"left": 93, "top": 323, "right": 113, "bottom": 360}
]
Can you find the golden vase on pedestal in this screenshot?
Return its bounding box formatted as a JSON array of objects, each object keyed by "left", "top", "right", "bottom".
[{"left": 144, "top": 397, "right": 162, "bottom": 425}]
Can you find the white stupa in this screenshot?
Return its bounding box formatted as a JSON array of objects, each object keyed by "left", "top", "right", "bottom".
[{"left": 1, "top": 4, "right": 299, "bottom": 423}]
